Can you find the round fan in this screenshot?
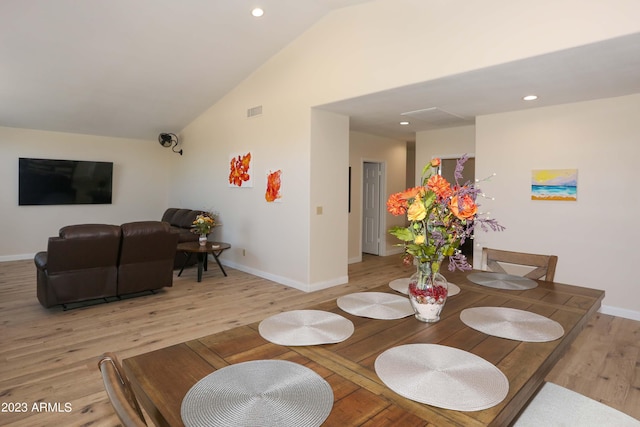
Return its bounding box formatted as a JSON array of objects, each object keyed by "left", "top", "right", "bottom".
[{"left": 158, "top": 133, "right": 183, "bottom": 155}]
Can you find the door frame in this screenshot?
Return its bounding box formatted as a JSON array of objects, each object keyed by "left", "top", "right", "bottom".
[
  {"left": 432, "top": 153, "right": 476, "bottom": 176},
  {"left": 434, "top": 153, "right": 476, "bottom": 259}
]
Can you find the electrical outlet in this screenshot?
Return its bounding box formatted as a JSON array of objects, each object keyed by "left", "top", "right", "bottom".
[{"left": 316, "top": 206, "right": 323, "bottom": 215}]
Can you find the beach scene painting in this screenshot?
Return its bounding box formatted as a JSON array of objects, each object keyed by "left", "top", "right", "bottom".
[{"left": 531, "top": 169, "right": 578, "bottom": 201}]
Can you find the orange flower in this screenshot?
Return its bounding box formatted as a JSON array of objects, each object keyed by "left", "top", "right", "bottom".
[
  {"left": 427, "top": 175, "right": 452, "bottom": 200},
  {"left": 400, "top": 186, "right": 424, "bottom": 200},
  {"left": 387, "top": 186, "right": 424, "bottom": 216},
  {"left": 449, "top": 195, "right": 477, "bottom": 220},
  {"left": 431, "top": 158, "right": 441, "bottom": 167},
  {"left": 386, "top": 192, "right": 407, "bottom": 216}
]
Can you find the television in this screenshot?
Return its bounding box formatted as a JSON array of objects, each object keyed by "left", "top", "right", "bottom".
[{"left": 19, "top": 158, "right": 113, "bottom": 205}]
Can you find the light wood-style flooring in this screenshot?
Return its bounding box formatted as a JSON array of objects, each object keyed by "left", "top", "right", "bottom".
[{"left": 0, "top": 255, "right": 638, "bottom": 426}]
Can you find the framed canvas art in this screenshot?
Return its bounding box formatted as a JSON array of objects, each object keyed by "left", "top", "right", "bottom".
[
  {"left": 531, "top": 169, "right": 577, "bottom": 201},
  {"left": 265, "top": 168, "right": 282, "bottom": 202},
  {"left": 229, "top": 152, "right": 253, "bottom": 187}
]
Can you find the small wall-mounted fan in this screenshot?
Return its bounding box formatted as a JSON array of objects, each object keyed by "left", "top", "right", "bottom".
[{"left": 158, "top": 133, "right": 183, "bottom": 155}]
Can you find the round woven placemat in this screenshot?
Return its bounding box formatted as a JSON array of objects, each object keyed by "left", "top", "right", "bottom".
[
  {"left": 181, "top": 360, "right": 333, "bottom": 427},
  {"left": 460, "top": 307, "right": 565, "bottom": 342},
  {"left": 375, "top": 344, "right": 509, "bottom": 412},
  {"left": 258, "top": 310, "right": 354, "bottom": 346},
  {"left": 389, "top": 278, "right": 460, "bottom": 297},
  {"left": 467, "top": 272, "right": 538, "bottom": 290},
  {"left": 337, "top": 292, "right": 413, "bottom": 319}
]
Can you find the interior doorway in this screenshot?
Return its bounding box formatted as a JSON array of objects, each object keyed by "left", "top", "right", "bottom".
[
  {"left": 362, "top": 161, "right": 382, "bottom": 255},
  {"left": 439, "top": 156, "right": 475, "bottom": 258}
]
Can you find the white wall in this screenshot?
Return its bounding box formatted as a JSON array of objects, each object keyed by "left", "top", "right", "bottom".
[
  {"left": 348, "top": 131, "right": 407, "bottom": 263},
  {"left": 310, "top": 110, "right": 350, "bottom": 289},
  {"left": 175, "top": 58, "right": 318, "bottom": 289},
  {"left": 0, "top": 126, "right": 171, "bottom": 260},
  {"left": 475, "top": 94, "right": 640, "bottom": 319},
  {"left": 415, "top": 126, "right": 476, "bottom": 185}
]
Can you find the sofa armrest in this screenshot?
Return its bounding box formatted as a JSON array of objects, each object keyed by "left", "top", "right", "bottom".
[{"left": 34, "top": 251, "right": 48, "bottom": 270}]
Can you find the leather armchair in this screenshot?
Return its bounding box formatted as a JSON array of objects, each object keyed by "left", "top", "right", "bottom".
[
  {"left": 35, "top": 224, "right": 121, "bottom": 308},
  {"left": 117, "top": 221, "right": 179, "bottom": 295},
  {"left": 161, "top": 208, "right": 201, "bottom": 268},
  {"left": 161, "top": 208, "right": 201, "bottom": 242}
]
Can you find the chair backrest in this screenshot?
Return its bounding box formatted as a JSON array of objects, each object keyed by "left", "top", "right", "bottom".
[
  {"left": 117, "top": 221, "right": 179, "bottom": 294},
  {"left": 161, "top": 208, "right": 200, "bottom": 228},
  {"left": 98, "top": 352, "right": 147, "bottom": 427},
  {"left": 481, "top": 247, "right": 558, "bottom": 282},
  {"left": 46, "top": 224, "right": 121, "bottom": 273},
  {"left": 37, "top": 224, "right": 121, "bottom": 307}
]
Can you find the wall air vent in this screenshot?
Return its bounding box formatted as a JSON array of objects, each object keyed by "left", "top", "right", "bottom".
[{"left": 247, "top": 105, "right": 263, "bottom": 118}]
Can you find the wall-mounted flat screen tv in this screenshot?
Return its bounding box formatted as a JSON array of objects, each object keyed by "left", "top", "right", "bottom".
[{"left": 19, "top": 158, "right": 113, "bottom": 205}]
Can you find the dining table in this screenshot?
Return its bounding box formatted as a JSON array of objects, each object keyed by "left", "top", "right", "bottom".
[{"left": 123, "top": 268, "right": 604, "bottom": 427}]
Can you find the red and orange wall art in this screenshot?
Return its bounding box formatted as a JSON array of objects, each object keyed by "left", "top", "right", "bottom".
[
  {"left": 265, "top": 169, "right": 282, "bottom": 202},
  {"left": 229, "top": 152, "right": 252, "bottom": 187}
]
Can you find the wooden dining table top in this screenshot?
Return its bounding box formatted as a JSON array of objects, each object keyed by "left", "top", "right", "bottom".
[{"left": 123, "top": 269, "right": 604, "bottom": 427}]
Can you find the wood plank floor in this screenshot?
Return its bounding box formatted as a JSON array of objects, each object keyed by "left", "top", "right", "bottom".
[{"left": 0, "top": 255, "right": 638, "bottom": 426}]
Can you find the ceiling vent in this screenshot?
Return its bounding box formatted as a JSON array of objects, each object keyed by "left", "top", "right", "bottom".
[
  {"left": 401, "top": 107, "right": 471, "bottom": 128},
  {"left": 247, "top": 105, "right": 263, "bottom": 118}
]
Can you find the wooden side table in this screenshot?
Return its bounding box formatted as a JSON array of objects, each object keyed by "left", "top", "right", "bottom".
[{"left": 176, "top": 241, "right": 231, "bottom": 282}]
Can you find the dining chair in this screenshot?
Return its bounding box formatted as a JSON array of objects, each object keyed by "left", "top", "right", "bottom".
[
  {"left": 98, "top": 352, "right": 147, "bottom": 427},
  {"left": 512, "top": 381, "right": 640, "bottom": 426},
  {"left": 481, "top": 247, "right": 558, "bottom": 282}
]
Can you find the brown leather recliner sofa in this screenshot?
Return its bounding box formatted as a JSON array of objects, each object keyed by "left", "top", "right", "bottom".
[
  {"left": 35, "top": 221, "right": 178, "bottom": 308},
  {"left": 161, "top": 208, "right": 203, "bottom": 268}
]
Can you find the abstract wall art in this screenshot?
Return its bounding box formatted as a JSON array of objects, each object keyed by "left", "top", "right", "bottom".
[
  {"left": 531, "top": 169, "right": 577, "bottom": 201},
  {"left": 229, "top": 152, "right": 253, "bottom": 187},
  {"left": 265, "top": 168, "right": 282, "bottom": 202}
]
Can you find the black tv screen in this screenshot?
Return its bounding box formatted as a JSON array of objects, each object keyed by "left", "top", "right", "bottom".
[{"left": 19, "top": 158, "right": 113, "bottom": 205}]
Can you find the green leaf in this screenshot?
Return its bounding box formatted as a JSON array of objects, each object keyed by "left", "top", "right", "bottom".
[
  {"left": 389, "top": 227, "right": 413, "bottom": 241},
  {"left": 423, "top": 191, "right": 436, "bottom": 207}
]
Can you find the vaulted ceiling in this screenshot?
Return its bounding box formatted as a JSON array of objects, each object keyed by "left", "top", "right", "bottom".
[{"left": 2, "top": 1, "right": 639, "bottom": 142}]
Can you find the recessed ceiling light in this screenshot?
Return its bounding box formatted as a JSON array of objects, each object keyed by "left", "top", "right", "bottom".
[
  {"left": 400, "top": 121, "right": 410, "bottom": 125},
  {"left": 523, "top": 95, "right": 538, "bottom": 101},
  {"left": 251, "top": 8, "right": 264, "bottom": 17}
]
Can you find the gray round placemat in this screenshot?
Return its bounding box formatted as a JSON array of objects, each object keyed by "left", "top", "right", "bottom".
[
  {"left": 258, "top": 310, "right": 354, "bottom": 346},
  {"left": 374, "top": 344, "right": 509, "bottom": 411},
  {"left": 460, "top": 307, "right": 565, "bottom": 342},
  {"left": 181, "top": 360, "right": 333, "bottom": 427},
  {"left": 467, "top": 272, "right": 538, "bottom": 290},
  {"left": 337, "top": 292, "right": 413, "bottom": 319},
  {"left": 389, "top": 278, "right": 411, "bottom": 294},
  {"left": 389, "top": 278, "right": 460, "bottom": 296}
]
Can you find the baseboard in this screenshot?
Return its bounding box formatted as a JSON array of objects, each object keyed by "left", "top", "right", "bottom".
[
  {"left": 220, "top": 259, "right": 347, "bottom": 293},
  {"left": 0, "top": 253, "right": 35, "bottom": 262},
  {"left": 384, "top": 247, "right": 405, "bottom": 256},
  {"left": 599, "top": 304, "right": 640, "bottom": 322}
]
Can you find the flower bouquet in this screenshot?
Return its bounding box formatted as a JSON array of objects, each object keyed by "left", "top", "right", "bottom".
[
  {"left": 387, "top": 155, "right": 504, "bottom": 321},
  {"left": 191, "top": 211, "right": 217, "bottom": 245}
]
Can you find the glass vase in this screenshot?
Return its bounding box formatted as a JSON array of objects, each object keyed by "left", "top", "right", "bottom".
[
  {"left": 408, "top": 261, "right": 448, "bottom": 323},
  {"left": 198, "top": 234, "right": 208, "bottom": 246}
]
